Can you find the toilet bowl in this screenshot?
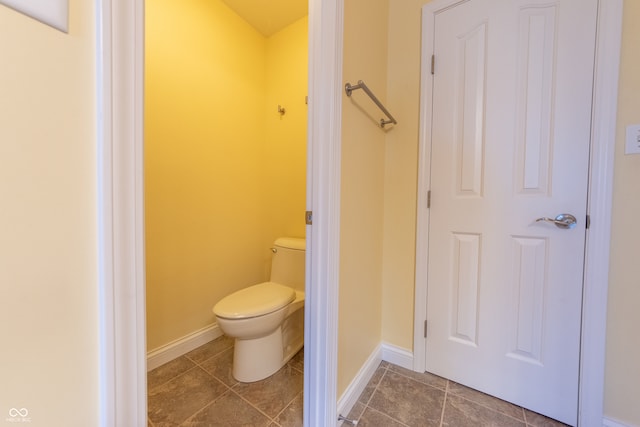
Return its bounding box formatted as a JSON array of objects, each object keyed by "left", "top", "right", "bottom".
[{"left": 213, "top": 237, "right": 305, "bottom": 382}]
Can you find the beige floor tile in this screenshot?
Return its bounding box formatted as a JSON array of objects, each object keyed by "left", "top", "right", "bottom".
[
  {"left": 148, "top": 367, "right": 228, "bottom": 426},
  {"left": 273, "top": 392, "right": 304, "bottom": 427},
  {"left": 524, "top": 409, "right": 570, "bottom": 427},
  {"left": 287, "top": 348, "right": 304, "bottom": 373},
  {"left": 233, "top": 364, "right": 304, "bottom": 418},
  {"left": 442, "top": 394, "right": 526, "bottom": 427},
  {"left": 368, "top": 370, "right": 445, "bottom": 427},
  {"left": 198, "top": 347, "right": 237, "bottom": 387},
  {"left": 447, "top": 381, "right": 525, "bottom": 420},
  {"left": 387, "top": 365, "right": 448, "bottom": 391},
  {"left": 357, "top": 407, "right": 410, "bottom": 427},
  {"left": 357, "top": 364, "right": 387, "bottom": 405},
  {"left": 180, "top": 391, "right": 271, "bottom": 426},
  {"left": 148, "top": 356, "right": 196, "bottom": 390},
  {"left": 345, "top": 401, "right": 366, "bottom": 423}
]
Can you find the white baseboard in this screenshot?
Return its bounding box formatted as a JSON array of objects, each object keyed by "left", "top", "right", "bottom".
[
  {"left": 603, "top": 417, "right": 637, "bottom": 427},
  {"left": 336, "top": 344, "right": 383, "bottom": 425},
  {"left": 335, "top": 343, "right": 415, "bottom": 426},
  {"left": 381, "top": 342, "right": 414, "bottom": 370},
  {"left": 146, "top": 323, "right": 222, "bottom": 371}
]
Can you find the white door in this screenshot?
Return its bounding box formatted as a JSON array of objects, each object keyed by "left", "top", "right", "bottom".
[{"left": 421, "top": 0, "right": 597, "bottom": 425}]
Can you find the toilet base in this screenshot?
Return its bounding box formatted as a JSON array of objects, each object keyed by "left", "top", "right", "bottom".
[
  {"left": 230, "top": 306, "right": 304, "bottom": 383},
  {"left": 233, "top": 327, "right": 284, "bottom": 382}
]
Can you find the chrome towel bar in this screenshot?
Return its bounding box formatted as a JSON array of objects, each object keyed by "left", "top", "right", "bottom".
[{"left": 345, "top": 80, "right": 397, "bottom": 128}]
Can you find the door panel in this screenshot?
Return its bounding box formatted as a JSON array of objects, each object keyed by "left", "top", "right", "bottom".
[{"left": 423, "top": 1, "right": 597, "bottom": 425}]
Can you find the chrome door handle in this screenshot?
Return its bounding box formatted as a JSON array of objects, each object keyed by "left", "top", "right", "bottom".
[{"left": 535, "top": 213, "right": 577, "bottom": 229}]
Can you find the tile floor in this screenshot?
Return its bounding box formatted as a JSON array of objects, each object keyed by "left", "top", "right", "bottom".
[
  {"left": 345, "top": 361, "right": 568, "bottom": 427},
  {"left": 147, "top": 335, "right": 568, "bottom": 427},
  {"left": 147, "top": 335, "right": 303, "bottom": 426}
]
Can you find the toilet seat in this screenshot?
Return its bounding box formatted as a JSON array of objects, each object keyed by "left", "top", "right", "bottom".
[{"left": 213, "top": 282, "right": 295, "bottom": 320}]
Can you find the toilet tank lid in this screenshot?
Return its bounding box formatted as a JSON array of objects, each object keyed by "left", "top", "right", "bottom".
[
  {"left": 274, "top": 237, "right": 305, "bottom": 251},
  {"left": 213, "top": 282, "right": 295, "bottom": 319}
]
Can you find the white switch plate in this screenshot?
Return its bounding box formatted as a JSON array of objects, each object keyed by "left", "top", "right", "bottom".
[{"left": 626, "top": 124, "right": 640, "bottom": 155}]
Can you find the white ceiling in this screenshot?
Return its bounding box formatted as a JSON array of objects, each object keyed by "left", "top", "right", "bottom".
[{"left": 221, "top": 0, "right": 308, "bottom": 37}]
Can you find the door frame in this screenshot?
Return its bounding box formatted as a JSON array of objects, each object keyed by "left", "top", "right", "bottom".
[
  {"left": 413, "top": 0, "right": 623, "bottom": 425},
  {"left": 96, "top": 0, "right": 344, "bottom": 425}
]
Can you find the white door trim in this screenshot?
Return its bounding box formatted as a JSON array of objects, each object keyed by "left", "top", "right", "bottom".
[
  {"left": 96, "top": 0, "right": 146, "bottom": 425},
  {"left": 305, "top": 0, "right": 344, "bottom": 425},
  {"left": 413, "top": 0, "right": 623, "bottom": 425},
  {"left": 578, "top": 1, "right": 624, "bottom": 424},
  {"left": 96, "top": 0, "right": 344, "bottom": 425}
]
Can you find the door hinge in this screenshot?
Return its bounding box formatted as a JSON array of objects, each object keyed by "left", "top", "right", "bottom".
[
  {"left": 586, "top": 214, "right": 591, "bottom": 229},
  {"left": 427, "top": 190, "right": 431, "bottom": 209},
  {"left": 431, "top": 54, "right": 435, "bottom": 75},
  {"left": 424, "top": 320, "right": 428, "bottom": 338},
  {"left": 305, "top": 211, "right": 313, "bottom": 225}
]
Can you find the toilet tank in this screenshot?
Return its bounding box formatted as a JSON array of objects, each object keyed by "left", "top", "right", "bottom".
[{"left": 270, "top": 237, "right": 305, "bottom": 292}]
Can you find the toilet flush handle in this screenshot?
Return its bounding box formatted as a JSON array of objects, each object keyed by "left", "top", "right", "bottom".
[{"left": 271, "top": 247, "right": 278, "bottom": 253}]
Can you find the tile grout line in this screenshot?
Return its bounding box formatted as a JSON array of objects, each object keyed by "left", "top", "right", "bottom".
[
  {"left": 150, "top": 352, "right": 235, "bottom": 426},
  {"left": 148, "top": 339, "right": 299, "bottom": 426},
  {"left": 382, "top": 365, "right": 558, "bottom": 427},
  {"left": 184, "top": 344, "right": 233, "bottom": 370},
  {"left": 438, "top": 380, "right": 449, "bottom": 427},
  {"left": 228, "top": 386, "right": 282, "bottom": 424},
  {"left": 187, "top": 343, "right": 302, "bottom": 426},
  {"left": 150, "top": 341, "right": 306, "bottom": 426},
  {"left": 348, "top": 363, "right": 388, "bottom": 424},
  {"left": 271, "top": 389, "right": 303, "bottom": 425},
  {"left": 148, "top": 363, "right": 202, "bottom": 394},
  {"left": 177, "top": 388, "right": 235, "bottom": 427},
  {"left": 177, "top": 366, "right": 239, "bottom": 426},
  {"left": 148, "top": 342, "right": 233, "bottom": 392},
  {"left": 382, "top": 361, "right": 555, "bottom": 427},
  {"left": 360, "top": 364, "right": 413, "bottom": 427},
  {"left": 362, "top": 363, "right": 388, "bottom": 408},
  {"left": 448, "top": 392, "right": 530, "bottom": 425},
  {"left": 387, "top": 366, "right": 448, "bottom": 393},
  {"left": 362, "top": 405, "right": 412, "bottom": 427},
  {"left": 367, "top": 365, "right": 451, "bottom": 427}
]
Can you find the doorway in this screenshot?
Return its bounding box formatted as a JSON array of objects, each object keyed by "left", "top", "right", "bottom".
[
  {"left": 144, "top": 0, "right": 308, "bottom": 368},
  {"left": 97, "top": 0, "right": 343, "bottom": 425},
  {"left": 413, "top": 0, "right": 623, "bottom": 425},
  {"left": 144, "top": 2, "right": 308, "bottom": 423}
]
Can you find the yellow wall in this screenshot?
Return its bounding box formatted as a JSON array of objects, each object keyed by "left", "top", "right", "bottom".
[
  {"left": 381, "top": 0, "right": 427, "bottom": 348},
  {"left": 0, "top": 1, "right": 98, "bottom": 426},
  {"left": 604, "top": 1, "right": 640, "bottom": 425},
  {"left": 338, "top": 0, "right": 389, "bottom": 397},
  {"left": 145, "top": 0, "right": 307, "bottom": 351},
  {"left": 264, "top": 16, "right": 309, "bottom": 247}
]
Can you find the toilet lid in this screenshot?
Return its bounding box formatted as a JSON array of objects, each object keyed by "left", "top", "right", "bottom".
[{"left": 213, "top": 282, "right": 295, "bottom": 319}]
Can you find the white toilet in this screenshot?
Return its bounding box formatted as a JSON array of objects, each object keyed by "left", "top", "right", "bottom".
[{"left": 212, "top": 237, "right": 305, "bottom": 382}]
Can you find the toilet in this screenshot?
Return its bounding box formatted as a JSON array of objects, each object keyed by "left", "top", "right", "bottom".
[{"left": 213, "top": 237, "right": 305, "bottom": 382}]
